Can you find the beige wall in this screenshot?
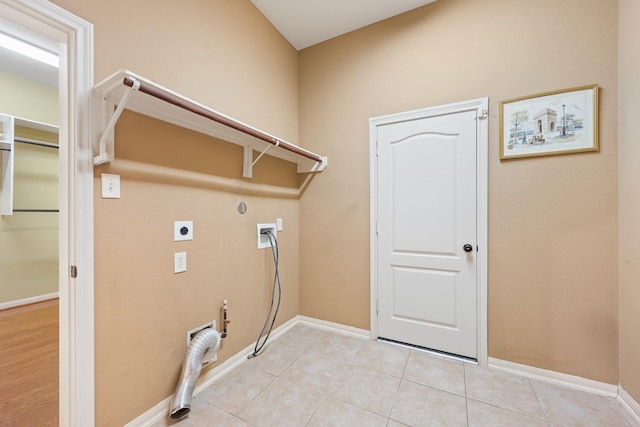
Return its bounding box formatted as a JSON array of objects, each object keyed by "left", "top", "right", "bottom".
[
  {"left": 0, "top": 71, "right": 58, "bottom": 124},
  {"left": 298, "top": 0, "right": 619, "bottom": 384},
  {"left": 618, "top": 0, "right": 640, "bottom": 403},
  {"left": 31, "top": 0, "right": 637, "bottom": 423},
  {"left": 55, "top": 0, "right": 299, "bottom": 142},
  {"left": 0, "top": 71, "right": 58, "bottom": 304},
  {"left": 51, "top": 1, "right": 300, "bottom": 425}
]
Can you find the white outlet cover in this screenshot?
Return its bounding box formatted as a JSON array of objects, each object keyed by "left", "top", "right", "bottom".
[
  {"left": 174, "top": 252, "right": 187, "bottom": 273},
  {"left": 101, "top": 173, "right": 120, "bottom": 199},
  {"left": 174, "top": 221, "right": 193, "bottom": 241}
]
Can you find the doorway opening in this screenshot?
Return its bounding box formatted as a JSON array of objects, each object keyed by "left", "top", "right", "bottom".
[{"left": 0, "top": 0, "right": 93, "bottom": 425}]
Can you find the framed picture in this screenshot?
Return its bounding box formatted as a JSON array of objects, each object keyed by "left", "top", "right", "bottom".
[{"left": 499, "top": 84, "right": 598, "bottom": 160}]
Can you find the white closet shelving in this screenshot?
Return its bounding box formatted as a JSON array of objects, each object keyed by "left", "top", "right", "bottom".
[
  {"left": 94, "top": 70, "right": 328, "bottom": 178},
  {"left": 0, "top": 113, "right": 59, "bottom": 216}
]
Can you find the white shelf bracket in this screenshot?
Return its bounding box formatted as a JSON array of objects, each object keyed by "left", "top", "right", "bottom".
[
  {"left": 243, "top": 141, "right": 281, "bottom": 178},
  {"left": 242, "top": 146, "right": 253, "bottom": 178},
  {"left": 297, "top": 155, "right": 328, "bottom": 174},
  {"left": 94, "top": 78, "right": 141, "bottom": 165}
]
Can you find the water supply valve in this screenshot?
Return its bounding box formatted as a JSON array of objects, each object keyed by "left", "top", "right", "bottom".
[{"left": 221, "top": 299, "right": 230, "bottom": 339}]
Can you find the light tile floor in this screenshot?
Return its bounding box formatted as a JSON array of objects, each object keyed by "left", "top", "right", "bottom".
[{"left": 153, "top": 324, "right": 638, "bottom": 427}]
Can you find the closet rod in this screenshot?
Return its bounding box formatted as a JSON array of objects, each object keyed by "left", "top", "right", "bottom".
[
  {"left": 122, "top": 77, "right": 323, "bottom": 164},
  {"left": 15, "top": 138, "right": 59, "bottom": 150},
  {"left": 13, "top": 209, "right": 59, "bottom": 213}
]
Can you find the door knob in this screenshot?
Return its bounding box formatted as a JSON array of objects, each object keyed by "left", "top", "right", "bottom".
[{"left": 463, "top": 244, "right": 473, "bottom": 252}]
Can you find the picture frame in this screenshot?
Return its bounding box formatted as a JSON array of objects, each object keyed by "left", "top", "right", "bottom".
[{"left": 499, "top": 84, "right": 598, "bottom": 160}]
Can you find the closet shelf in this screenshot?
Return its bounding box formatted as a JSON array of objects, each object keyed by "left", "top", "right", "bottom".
[
  {"left": 1, "top": 114, "right": 59, "bottom": 216},
  {"left": 93, "top": 70, "right": 328, "bottom": 178}
]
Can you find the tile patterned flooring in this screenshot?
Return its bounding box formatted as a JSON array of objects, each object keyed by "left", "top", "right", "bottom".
[{"left": 153, "top": 324, "right": 638, "bottom": 427}]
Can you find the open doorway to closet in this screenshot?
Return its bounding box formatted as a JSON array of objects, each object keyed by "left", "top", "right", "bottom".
[
  {"left": 0, "top": 1, "right": 94, "bottom": 425},
  {"left": 0, "top": 18, "right": 60, "bottom": 425}
]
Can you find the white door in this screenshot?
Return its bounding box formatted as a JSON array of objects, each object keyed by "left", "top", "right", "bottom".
[{"left": 374, "top": 104, "right": 480, "bottom": 359}]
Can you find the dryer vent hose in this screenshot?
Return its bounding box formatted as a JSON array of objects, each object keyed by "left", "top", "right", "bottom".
[{"left": 169, "top": 328, "right": 221, "bottom": 420}]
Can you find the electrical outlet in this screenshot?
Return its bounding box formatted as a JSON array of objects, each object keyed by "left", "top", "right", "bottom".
[
  {"left": 174, "top": 252, "right": 187, "bottom": 273},
  {"left": 174, "top": 221, "right": 193, "bottom": 241},
  {"left": 257, "top": 223, "right": 276, "bottom": 249},
  {"left": 276, "top": 218, "right": 283, "bottom": 231}
]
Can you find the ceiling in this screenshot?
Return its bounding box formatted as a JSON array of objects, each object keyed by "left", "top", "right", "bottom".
[
  {"left": 251, "top": 0, "right": 437, "bottom": 50},
  {"left": 0, "top": 18, "right": 58, "bottom": 88},
  {"left": 0, "top": 1, "right": 437, "bottom": 88},
  {"left": 0, "top": 46, "right": 58, "bottom": 87}
]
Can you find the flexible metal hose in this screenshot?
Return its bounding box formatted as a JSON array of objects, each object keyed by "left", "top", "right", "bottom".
[{"left": 169, "top": 328, "right": 221, "bottom": 419}]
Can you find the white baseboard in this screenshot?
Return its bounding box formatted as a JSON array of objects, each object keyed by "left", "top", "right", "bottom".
[
  {"left": 125, "top": 315, "right": 317, "bottom": 427},
  {"left": 0, "top": 292, "right": 59, "bottom": 311},
  {"left": 297, "top": 315, "right": 370, "bottom": 339},
  {"left": 618, "top": 386, "right": 640, "bottom": 425},
  {"left": 489, "top": 358, "right": 640, "bottom": 424},
  {"left": 488, "top": 357, "right": 618, "bottom": 397}
]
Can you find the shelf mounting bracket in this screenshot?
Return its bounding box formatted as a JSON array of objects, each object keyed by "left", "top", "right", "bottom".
[
  {"left": 243, "top": 141, "right": 281, "bottom": 178},
  {"left": 94, "top": 78, "right": 141, "bottom": 165}
]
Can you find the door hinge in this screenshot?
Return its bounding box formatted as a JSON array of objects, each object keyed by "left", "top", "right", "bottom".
[
  {"left": 376, "top": 299, "right": 379, "bottom": 314},
  {"left": 478, "top": 109, "right": 488, "bottom": 120},
  {"left": 70, "top": 265, "right": 78, "bottom": 278}
]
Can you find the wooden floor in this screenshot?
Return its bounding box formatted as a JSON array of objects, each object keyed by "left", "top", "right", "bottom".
[{"left": 0, "top": 299, "right": 58, "bottom": 426}]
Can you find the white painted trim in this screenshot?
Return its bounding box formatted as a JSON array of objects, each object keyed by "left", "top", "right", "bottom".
[
  {"left": 488, "top": 357, "right": 618, "bottom": 397},
  {"left": 0, "top": 2, "right": 94, "bottom": 425},
  {"left": 368, "top": 98, "right": 489, "bottom": 365},
  {"left": 0, "top": 292, "right": 59, "bottom": 311},
  {"left": 618, "top": 386, "right": 640, "bottom": 424},
  {"left": 489, "top": 359, "right": 640, "bottom": 423},
  {"left": 58, "top": 7, "right": 95, "bottom": 426},
  {"left": 125, "top": 315, "right": 368, "bottom": 426},
  {"left": 297, "top": 315, "right": 370, "bottom": 339},
  {"left": 368, "top": 116, "right": 379, "bottom": 340},
  {"left": 476, "top": 99, "right": 489, "bottom": 367}
]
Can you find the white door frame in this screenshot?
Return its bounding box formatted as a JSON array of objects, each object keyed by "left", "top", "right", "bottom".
[
  {"left": 369, "top": 98, "right": 488, "bottom": 365},
  {"left": 0, "top": 1, "right": 94, "bottom": 425}
]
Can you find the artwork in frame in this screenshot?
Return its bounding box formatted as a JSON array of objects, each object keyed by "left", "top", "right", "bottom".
[{"left": 499, "top": 84, "right": 598, "bottom": 160}]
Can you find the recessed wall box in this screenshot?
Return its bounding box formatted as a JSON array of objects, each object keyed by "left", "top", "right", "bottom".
[
  {"left": 257, "top": 223, "right": 276, "bottom": 249},
  {"left": 174, "top": 221, "right": 193, "bottom": 241}
]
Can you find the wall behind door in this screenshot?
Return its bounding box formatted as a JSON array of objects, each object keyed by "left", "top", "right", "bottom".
[
  {"left": 298, "top": 0, "right": 618, "bottom": 385},
  {"left": 0, "top": 70, "right": 59, "bottom": 304}
]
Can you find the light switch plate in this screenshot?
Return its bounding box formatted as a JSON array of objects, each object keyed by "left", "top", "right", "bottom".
[{"left": 101, "top": 173, "right": 120, "bottom": 199}]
